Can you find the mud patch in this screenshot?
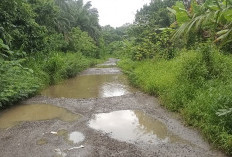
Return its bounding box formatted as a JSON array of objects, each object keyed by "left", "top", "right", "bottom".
[
  {"left": 57, "top": 129, "right": 68, "bottom": 136},
  {"left": 89, "top": 110, "right": 188, "bottom": 145},
  {"left": 96, "top": 58, "right": 118, "bottom": 68},
  {"left": 41, "top": 74, "right": 137, "bottom": 99},
  {"left": 95, "top": 65, "right": 116, "bottom": 68},
  {"left": 0, "top": 104, "right": 80, "bottom": 129},
  {"left": 36, "top": 138, "right": 48, "bottom": 146},
  {"left": 80, "top": 67, "right": 121, "bottom": 75}
]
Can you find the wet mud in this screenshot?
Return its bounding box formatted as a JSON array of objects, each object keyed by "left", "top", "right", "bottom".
[
  {"left": 36, "top": 138, "right": 48, "bottom": 146},
  {"left": 0, "top": 58, "right": 227, "bottom": 157},
  {"left": 56, "top": 129, "right": 85, "bottom": 145},
  {"left": 0, "top": 104, "right": 80, "bottom": 129},
  {"left": 41, "top": 74, "right": 136, "bottom": 99}
]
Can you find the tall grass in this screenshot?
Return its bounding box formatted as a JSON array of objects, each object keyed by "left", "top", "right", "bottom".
[
  {"left": 118, "top": 48, "right": 232, "bottom": 154},
  {"left": 0, "top": 52, "right": 100, "bottom": 108}
]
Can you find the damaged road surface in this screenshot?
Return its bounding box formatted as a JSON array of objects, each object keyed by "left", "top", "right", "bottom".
[{"left": 0, "top": 58, "right": 226, "bottom": 157}]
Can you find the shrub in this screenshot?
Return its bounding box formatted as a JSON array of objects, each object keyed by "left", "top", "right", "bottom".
[
  {"left": 0, "top": 51, "right": 99, "bottom": 109},
  {"left": 69, "top": 27, "right": 98, "bottom": 57},
  {"left": 0, "top": 60, "right": 41, "bottom": 108},
  {"left": 118, "top": 46, "right": 232, "bottom": 154}
]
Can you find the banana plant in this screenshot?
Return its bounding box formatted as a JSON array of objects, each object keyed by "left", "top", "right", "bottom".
[{"left": 169, "top": 0, "right": 232, "bottom": 47}]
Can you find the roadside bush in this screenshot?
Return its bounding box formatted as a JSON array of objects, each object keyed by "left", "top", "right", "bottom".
[
  {"left": 0, "top": 60, "right": 41, "bottom": 108},
  {"left": 182, "top": 81, "right": 232, "bottom": 152},
  {"left": 69, "top": 27, "right": 98, "bottom": 58},
  {"left": 44, "top": 33, "right": 68, "bottom": 52},
  {"left": 0, "top": 51, "right": 99, "bottom": 109},
  {"left": 132, "top": 39, "right": 156, "bottom": 61},
  {"left": 118, "top": 46, "right": 232, "bottom": 154},
  {"left": 42, "top": 52, "right": 66, "bottom": 84},
  {"left": 111, "top": 40, "right": 134, "bottom": 59}
]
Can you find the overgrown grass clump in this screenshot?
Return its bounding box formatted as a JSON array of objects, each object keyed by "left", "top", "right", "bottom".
[
  {"left": 0, "top": 52, "right": 99, "bottom": 108},
  {"left": 118, "top": 47, "right": 232, "bottom": 154}
]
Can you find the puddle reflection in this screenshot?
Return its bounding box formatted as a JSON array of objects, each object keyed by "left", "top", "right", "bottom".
[
  {"left": 89, "top": 110, "right": 187, "bottom": 145},
  {"left": 41, "top": 74, "right": 136, "bottom": 99},
  {"left": 69, "top": 131, "right": 85, "bottom": 144}
]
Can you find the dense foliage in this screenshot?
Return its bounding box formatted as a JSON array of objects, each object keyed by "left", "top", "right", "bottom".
[
  {"left": 0, "top": 0, "right": 104, "bottom": 108},
  {"left": 109, "top": 0, "right": 232, "bottom": 155},
  {"left": 0, "top": 52, "right": 98, "bottom": 108},
  {"left": 0, "top": 0, "right": 102, "bottom": 55},
  {"left": 1, "top": 0, "right": 232, "bottom": 154},
  {"left": 170, "top": 0, "right": 232, "bottom": 51}
]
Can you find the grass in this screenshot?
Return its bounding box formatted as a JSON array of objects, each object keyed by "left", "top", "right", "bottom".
[
  {"left": 118, "top": 49, "right": 232, "bottom": 155},
  {"left": 0, "top": 52, "right": 101, "bottom": 108}
]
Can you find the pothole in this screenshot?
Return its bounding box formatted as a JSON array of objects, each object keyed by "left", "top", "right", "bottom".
[
  {"left": 0, "top": 104, "right": 80, "bottom": 129},
  {"left": 89, "top": 110, "right": 189, "bottom": 145},
  {"left": 41, "top": 74, "right": 137, "bottom": 99}
]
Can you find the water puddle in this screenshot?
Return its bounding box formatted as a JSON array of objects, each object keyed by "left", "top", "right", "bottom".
[
  {"left": 0, "top": 104, "right": 80, "bottom": 129},
  {"left": 41, "top": 74, "right": 136, "bottom": 99},
  {"left": 68, "top": 131, "right": 85, "bottom": 144},
  {"left": 89, "top": 110, "right": 188, "bottom": 145},
  {"left": 56, "top": 129, "right": 85, "bottom": 144}
]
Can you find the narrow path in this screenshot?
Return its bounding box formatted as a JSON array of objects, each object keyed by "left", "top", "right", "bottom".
[{"left": 0, "top": 58, "right": 226, "bottom": 157}]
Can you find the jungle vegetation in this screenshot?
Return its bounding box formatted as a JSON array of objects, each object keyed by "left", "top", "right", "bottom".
[
  {"left": 1, "top": 0, "right": 232, "bottom": 155},
  {"left": 105, "top": 0, "right": 232, "bottom": 155},
  {"left": 0, "top": 0, "right": 104, "bottom": 108}
]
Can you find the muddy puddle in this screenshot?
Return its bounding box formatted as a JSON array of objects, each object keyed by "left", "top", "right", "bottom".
[
  {"left": 89, "top": 110, "right": 188, "bottom": 145},
  {"left": 0, "top": 104, "right": 80, "bottom": 129},
  {"left": 41, "top": 74, "right": 136, "bottom": 99}
]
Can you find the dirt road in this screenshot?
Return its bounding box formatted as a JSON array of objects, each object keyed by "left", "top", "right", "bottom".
[{"left": 0, "top": 58, "right": 226, "bottom": 157}]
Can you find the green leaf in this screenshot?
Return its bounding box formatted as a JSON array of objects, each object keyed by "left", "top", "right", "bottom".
[
  {"left": 216, "top": 108, "right": 232, "bottom": 116},
  {"left": 0, "top": 43, "right": 9, "bottom": 50},
  {"left": 207, "top": 5, "right": 220, "bottom": 11},
  {"left": 223, "top": 9, "right": 232, "bottom": 22},
  {"left": 215, "top": 29, "right": 232, "bottom": 42},
  {"left": 0, "top": 53, "right": 8, "bottom": 58},
  {"left": 216, "top": 29, "right": 229, "bottom": 35},
  {"left": 167, "top": 7, "right": 176, "bottom": 15},
  {"left": 173, "top": 2, "right": 190, "bottom": 25},
  {"left": 175, "top": 1, "right": 186, "bottom": 10},
  {"left": 7, "top": 51, "right": 14, "bottom": 55}
]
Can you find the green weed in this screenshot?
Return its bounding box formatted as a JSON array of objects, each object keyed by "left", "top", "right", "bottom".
[
  {"left": 118, "top": 48, "right": 232, "bottom": 155},
  {"left": 0, "top": 52, "right": 100, "bottom": 108}
]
